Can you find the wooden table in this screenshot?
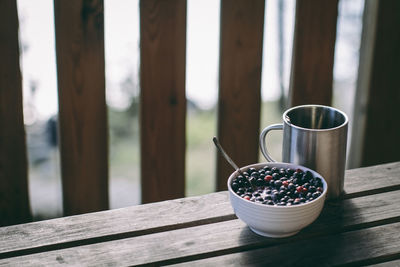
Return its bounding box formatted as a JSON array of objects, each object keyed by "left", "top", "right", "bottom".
[{"left": 1, "top": 162, "right": 400, "bottom": 266}]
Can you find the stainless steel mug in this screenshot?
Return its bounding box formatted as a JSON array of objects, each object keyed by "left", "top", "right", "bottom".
[{"left": 260, "top": 105, "right": 348, "bottom": 199}]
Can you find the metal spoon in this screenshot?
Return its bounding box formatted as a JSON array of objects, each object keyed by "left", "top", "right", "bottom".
[{"left": 212, "top": 136, "right": 246, "bottom": 177}]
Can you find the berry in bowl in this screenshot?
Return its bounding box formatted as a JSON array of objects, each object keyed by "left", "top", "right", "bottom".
[{"left": 228, "top": 162, "right": 327, "bottom": 238}]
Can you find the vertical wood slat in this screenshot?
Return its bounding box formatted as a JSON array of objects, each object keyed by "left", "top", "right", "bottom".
[
  {"left": 217, "top": 0, "right": 265, "bottom": 190},
  {"left": 140, "top": 0, "right": 187, "bottom": 203},
  {"left": 0, "top": 0, "right": 31, "bottom": 226},
  {"left": 350, "top": 0, "right": 400, "bottom": 167},
  {"left": 54, "top": 0, "right": 109, "bottom": 215},
  {"left": 288, "top": 0, "right": 339, "bottom": 107}
]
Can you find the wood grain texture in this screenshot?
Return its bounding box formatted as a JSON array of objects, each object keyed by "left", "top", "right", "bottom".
[
  {"left": 171, "top": 222, "right": 400, "bottom": 266},
  {"left": 344, "top": 161, "right": 400, "bottom": 197},
  {"left": 288, "top": 0, "right": 339, "bottom": 107},
  {"left": 217, "top": 0, "right": 265, "bottom": 190},
  {"left": 3, "top": 190, "right": 400, "bottom": 266},
  {"left": 0, "top": 0, "right": 31, "bottom": 226},
  {"left": 140, "top": 0, "right": 187, "bottom": 203},
  {"left": 1, "top": 161, "right": 399, "bottom": 259},
  {"left": 355, "top": 0, "right": 400, "bottom": 167},
  {"left": 0, "top": 192, "right": 233, "bottom": 256},
  {"left": 54, "top": 0, "right": 108, "bottom": 215}
]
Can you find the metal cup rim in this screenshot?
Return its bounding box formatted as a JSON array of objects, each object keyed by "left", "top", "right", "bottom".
[{"left": 283, "top": 104, "right": 348, "bottom": 132}]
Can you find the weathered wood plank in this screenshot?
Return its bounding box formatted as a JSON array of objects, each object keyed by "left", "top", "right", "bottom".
[
  {"left": 344, "top": 161, "right": 400, "bottom": 197},
  {"left": 0, "top": 162, "right": 399, "bottom": 257},
  {"left": 288, "top": 0, "right": 339, "bottom": 107},
  {"left": 0, "top": 0, "right": 31, "bottom": 226},
  {"left": 140, "top": 0, "right": 187, "bottom": 203},
  {"left": 54, "top": 0, "right": 109, "bottom": 215},
  {"left": 170, "top": 222, "right": 400, "bottom": 266},
  {"left": 217, "top": 0, "right": 265, "bottom": 190},
  {"left": 350, "top": 0, "right": 400, "bottom": 167},
  {"left": 0, "top": 192, "right": 233, "bottom": 257},
  {"left": 3, "top": 190, "right": 400, "bottom": 266}
]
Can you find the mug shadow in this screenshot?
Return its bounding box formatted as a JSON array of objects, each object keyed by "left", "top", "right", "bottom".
[{"left": 234, "top": 197, "right": 363, "bottom": 265}]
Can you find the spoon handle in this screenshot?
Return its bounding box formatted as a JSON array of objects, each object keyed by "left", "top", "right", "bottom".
[{"left": 213, "top": 137, "right": 242, "bottom": 174}]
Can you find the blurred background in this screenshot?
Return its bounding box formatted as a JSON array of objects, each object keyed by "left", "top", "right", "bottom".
[{"left": 17, "top": 0, "right": 363, "bottom": 220}]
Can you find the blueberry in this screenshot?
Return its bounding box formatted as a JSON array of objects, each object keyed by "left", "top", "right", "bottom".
[
  {"left": 256, "top": 197, "right": 264, "bottom": 202},
  {"left": 251, "top": 172, "right": 259, "bottom": 179},
  {"left": 279, "top": 170, "right": 286, "bottom": 177},
  {"left": 246, "top": 187, "right": 254, "bottom": 193},
  {"left": 304, "top": 171, "right": 313, "bottom": 180},
  {"left": 312, "top": 192, "right": 321, "bottom": 198},
  {"left": 286, "top": 168, "right": 295, "bottom": 175},
  {"left": 256, "top": 178, "right": 265, "bottom": 186},
  {"left": 274, "top": 180, "right": 282, "bottom": 188},
  {"left": 272, "top": 173, "right": 280, "bottom": 180},
  {"left": 232, "top": 182, "right": 239, "bottom": 191},
  {"left": 294, "top": 171, "right": 302, "bottom": 179},
  {"left": 248, "top": 168, "right": 256, "bottom": 174},
  {"left": 288, "top": 183, "right": 295, "bottom": 191},
  {"left": 237, "top": 188, "right": 245, "bottom": 195},
  {"left": 315, "top": 178, "right": 323, "bottom": 187}
]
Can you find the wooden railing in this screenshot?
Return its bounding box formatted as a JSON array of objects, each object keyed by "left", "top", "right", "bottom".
[{"left": 1, "top": 0, "right": 399, "bottom": 226}]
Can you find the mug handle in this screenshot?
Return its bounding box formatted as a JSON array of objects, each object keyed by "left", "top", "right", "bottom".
[{"left": 259, "top": 123, "right": 283, "bottom": 162}]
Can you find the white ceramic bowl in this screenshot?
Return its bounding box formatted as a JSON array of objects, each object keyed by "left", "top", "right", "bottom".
[{"left": 228, "top": 162, "right": 327, "bottom": 238}]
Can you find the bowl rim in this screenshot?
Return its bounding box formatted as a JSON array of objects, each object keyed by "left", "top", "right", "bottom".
[{"left": 227, "top": 162, "right": 328, "bottom": 209}]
